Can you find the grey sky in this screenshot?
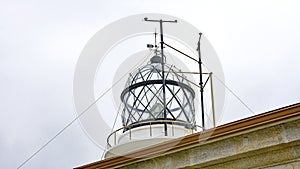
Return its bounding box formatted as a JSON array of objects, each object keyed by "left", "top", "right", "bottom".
[{"left": 1, "top": 0, "right": 300, "bottom": 168}]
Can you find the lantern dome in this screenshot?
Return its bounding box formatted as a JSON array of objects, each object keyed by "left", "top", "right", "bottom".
[{"left": 121, "top": 54, "right": 196, "bottom": 131}]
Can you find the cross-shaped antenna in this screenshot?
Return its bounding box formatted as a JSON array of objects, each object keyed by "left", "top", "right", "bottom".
[{"left": 144, "top": 17, "right": 177, "bottom": 136}]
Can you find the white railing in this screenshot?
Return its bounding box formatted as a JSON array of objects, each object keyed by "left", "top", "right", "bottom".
[{"left": 106, "top": 120, "right": 203, "bottom": 148}]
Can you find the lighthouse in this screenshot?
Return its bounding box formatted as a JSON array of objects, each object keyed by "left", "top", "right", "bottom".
[{"left": 103, "top": 18, "right": 206, "bottom": 158}]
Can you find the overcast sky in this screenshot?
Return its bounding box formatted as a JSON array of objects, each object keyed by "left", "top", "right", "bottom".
[{"left": 1, "top": 0, "right": 300, "bottom": 168}]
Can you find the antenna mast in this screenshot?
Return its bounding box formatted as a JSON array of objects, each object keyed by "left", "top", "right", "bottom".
[
  {"left": 144, "top": 17, "right": 177, "bottom": 136},
  {"left": 197, "top": 33, "right": 205, "bottom": 130}
]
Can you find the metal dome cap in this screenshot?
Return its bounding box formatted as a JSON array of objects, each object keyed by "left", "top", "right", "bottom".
[{"left": 120, "top": 55, "right": 196, "bottom": 131}]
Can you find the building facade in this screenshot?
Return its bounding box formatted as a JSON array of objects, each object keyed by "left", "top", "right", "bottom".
[{"left": 75, "top": 103, "right": 300, "bottom": 169}]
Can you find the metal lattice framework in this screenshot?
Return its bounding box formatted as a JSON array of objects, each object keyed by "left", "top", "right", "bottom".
[{"left": 121, "top": 55, "right": 196, "bottom": 130}]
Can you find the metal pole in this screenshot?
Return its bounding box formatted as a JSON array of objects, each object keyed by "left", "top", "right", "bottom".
[
  {"left": 210, "top": 72, "right": 216, "bottom": 128},
  {"left": 198, "top": 33, "right": 205, "bottom": 130},
  {"left": 159, "top": 20, "right": 168, "bottom": 136}
]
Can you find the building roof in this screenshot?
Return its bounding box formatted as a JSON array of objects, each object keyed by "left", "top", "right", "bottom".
[{"left": 74, "top": 102, "right": 300, "bottom": 169}]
